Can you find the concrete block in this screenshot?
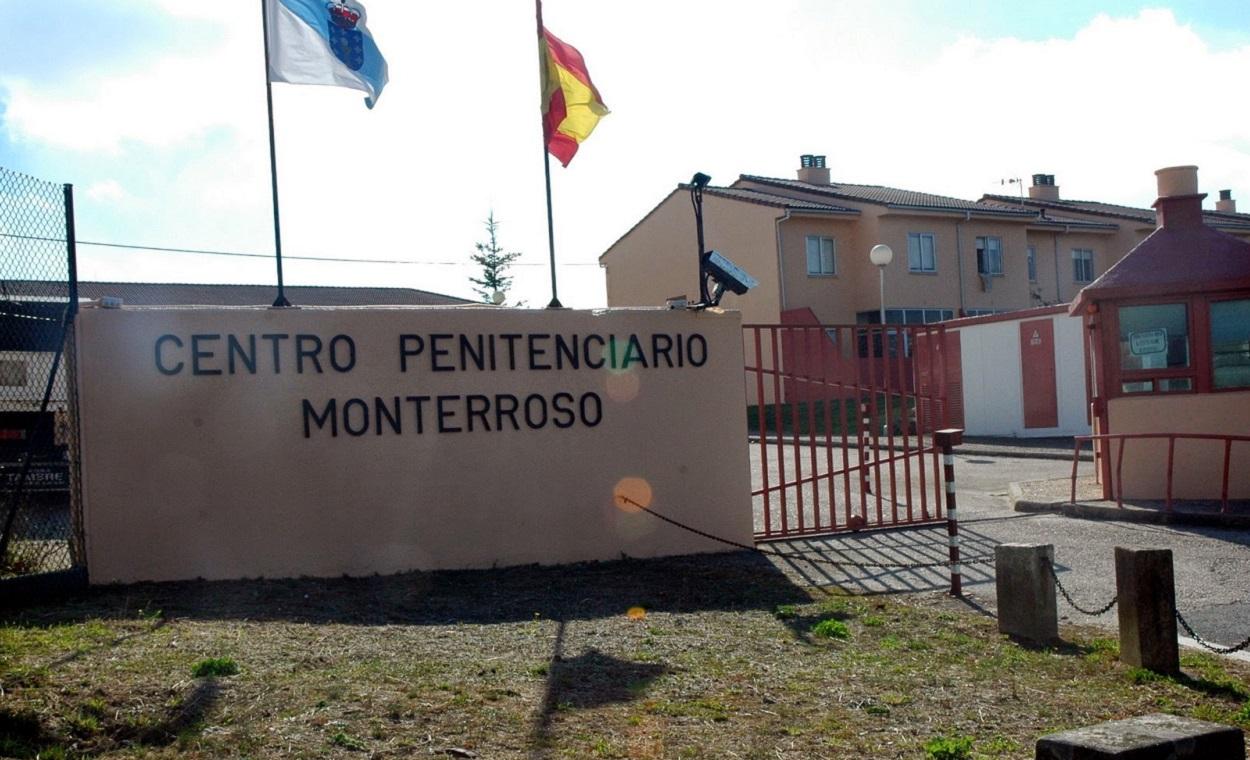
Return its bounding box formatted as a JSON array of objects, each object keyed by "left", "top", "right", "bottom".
[
  {"left": 995, "top": 543, "right": 1058, "bottom": 643},
  {"left": 1115, "top": 547, "right": 1179, "bottom": 674},
  {"left": 1035, "top": 712, "right": 1245, "bottom": 759}
]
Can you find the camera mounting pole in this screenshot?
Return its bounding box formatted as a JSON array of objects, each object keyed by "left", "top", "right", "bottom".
[
  {"left": 684, "top": 171, "right": 757, "bottom": 310},
  {"left": 689, "top": 172, "right": 712, "bottom": 306}
]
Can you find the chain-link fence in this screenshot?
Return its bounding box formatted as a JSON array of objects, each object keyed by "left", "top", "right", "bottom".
[{"left": 0, "top": 166, "right": 83, "bottom": 585}]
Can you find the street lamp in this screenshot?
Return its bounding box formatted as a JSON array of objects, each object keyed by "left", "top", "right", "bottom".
[{"left": 869, "top": 243, "right": 894, "bottom": 324}]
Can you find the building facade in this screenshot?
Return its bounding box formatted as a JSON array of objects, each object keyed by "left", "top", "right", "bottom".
[{"left": 600, "top": 156, "right": 1250, "bottom": 328}]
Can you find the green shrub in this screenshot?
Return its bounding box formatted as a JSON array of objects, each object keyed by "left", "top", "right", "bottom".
[
  {"left": 773, "top": 604, "right": 799, "bottom": 620},
  {"left": 810, "top": 619, "right": 850, "bottom": 640},
  {"left": 923, "top": 734, "right": 974, "bottom": 760},
  {"left": 1234, "top": 701, "right": 1250, "bottom": 726},
  {"left": 191, "top": 657, "right": 239, "bottom": 678},
  {"left": 1127, "top": 667, "right": 1165, "bottom": 685}
]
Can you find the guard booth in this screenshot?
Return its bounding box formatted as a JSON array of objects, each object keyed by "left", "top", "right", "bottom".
[{"left": 1072, "top": 166, "right": 1250, "bottom": 501}]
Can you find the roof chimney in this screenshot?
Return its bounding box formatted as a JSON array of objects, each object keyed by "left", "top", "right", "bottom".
[
  {"left": 797, "top": 154, "right": 830, "bottom": 185},
  {"left": 1216, "top": 189, "right": 1237, "bottom": 213},
  {"left": 1027, "top": 173, "right": 1060, "bottom": 201},
  {"left": 1153, "top": 165, "right": 1205, "bottom": 230}
]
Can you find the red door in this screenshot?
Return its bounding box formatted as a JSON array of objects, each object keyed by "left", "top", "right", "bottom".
[{"left": 1020, "top": 319, "right": 1058, "bottom": 429}]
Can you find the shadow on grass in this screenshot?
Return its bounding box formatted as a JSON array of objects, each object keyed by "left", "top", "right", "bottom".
[
  {"left": 2, "top": 551, "right": 810, "bottom": 628},
  {"left": 0, "top": 678, "right": 220, "bottom": 758},
  {"left": 530, "top": 619, "right": 671, "bottom": 757},
  {"left": 1173, "top": 671, "right": 1250, "bottom": 702},
  {"left": 776, "top": 608, "right": 857, "bottom": 645}
]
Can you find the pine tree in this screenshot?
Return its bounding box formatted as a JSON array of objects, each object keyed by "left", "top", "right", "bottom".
[{"left": 469, "top": 211, "right": 522, "bottom": 304}]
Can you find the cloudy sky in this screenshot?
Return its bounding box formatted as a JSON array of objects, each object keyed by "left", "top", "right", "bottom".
[{"left": 2, "top": 1, "right": 1247, "bottom": 307}]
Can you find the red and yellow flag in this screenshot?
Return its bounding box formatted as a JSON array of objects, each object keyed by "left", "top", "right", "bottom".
[{"left": 540, "top": 27, "right": 608, "bottom": 167}]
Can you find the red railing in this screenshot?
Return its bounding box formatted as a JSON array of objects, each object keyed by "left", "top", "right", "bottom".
[
  {"left": 744, "top": 323, "right": 950, "bottom": 541},
  {"left": 1071, "top": 433, "right": 1250, "bottom": 513}
]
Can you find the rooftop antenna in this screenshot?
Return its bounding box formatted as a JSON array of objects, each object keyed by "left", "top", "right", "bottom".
[{"left": 1000, "top": 177, "right": 1024, "bottom": 200}]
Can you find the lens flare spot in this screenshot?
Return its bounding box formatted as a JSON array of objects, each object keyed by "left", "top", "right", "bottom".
[
  {"left": 613, "top": 477, "right": 653, "bottom": 513},
  {"left": 627, "top": 606, "right": 647, "bottom": 621},
  {"left": 605, "top": 370, "right": 641, "bottom": 403}
]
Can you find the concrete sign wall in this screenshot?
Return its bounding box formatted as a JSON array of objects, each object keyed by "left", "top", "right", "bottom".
[{"left": 76, "top": 306, "right": 753, "bottom": 583}]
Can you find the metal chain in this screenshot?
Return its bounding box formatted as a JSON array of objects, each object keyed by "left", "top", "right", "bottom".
[
  {"left": 1175, "top": 610, "right": 1250, "bottom": 655},
  {"left": 1043, "top": 558, "right": 1118, "bottom": 616},
  {"left": 624, "top": 498, "right": 993, "bottom": 571}
]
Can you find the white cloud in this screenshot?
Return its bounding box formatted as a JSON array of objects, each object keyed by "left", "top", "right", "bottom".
[
  {"left": 84, "top": 179, "right": 131, "bottom": 204},
  {"left": 1, "top": 26, "right": 260, "bottom": 154},
  {"left": 813, "top": 8, "right": 1250, "bottom": 207}
]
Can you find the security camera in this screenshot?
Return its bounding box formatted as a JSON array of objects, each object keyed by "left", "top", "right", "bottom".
[{"left": 699, "top": 250, "right": 757, "bottom": 306}]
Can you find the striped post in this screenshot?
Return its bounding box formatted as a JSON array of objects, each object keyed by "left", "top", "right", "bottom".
[{"left": 935, "top": 428, "right": 964, "bottom": 597}]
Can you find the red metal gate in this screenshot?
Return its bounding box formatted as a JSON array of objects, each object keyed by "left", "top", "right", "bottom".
[{"left": 744, "top": 323, "right": 951, "bottom": 541}]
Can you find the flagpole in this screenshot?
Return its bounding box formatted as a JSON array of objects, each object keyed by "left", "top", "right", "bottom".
[
  {"left": 536, "top": 0, "right": 562, "bottom": 309},
  {"left": 260, "top": 0, "right": 291, "bottom": 308}
]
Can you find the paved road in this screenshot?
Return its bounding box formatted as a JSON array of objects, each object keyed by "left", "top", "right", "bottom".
[{"left": 753, "top": 449, "right": 1250, "bottom": 650}]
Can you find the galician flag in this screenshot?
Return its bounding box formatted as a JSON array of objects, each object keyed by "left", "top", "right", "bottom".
[
  {"left": 540, "top": 28, "right": 608, "bottom": 167},
  {"left": 265, "top": 0, "right": 389, "bottom": 108}
]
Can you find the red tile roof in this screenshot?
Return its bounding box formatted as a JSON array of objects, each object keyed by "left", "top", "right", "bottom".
[
  {"left": 982, "top": 194, "right": 1250, "bottom": 233},
  {"left": 698, "top": 185, "right": 860, "bottom": 215},
  {"left": 740, "top": 176, "right": 1036, "bottom": 217},
  {"left": 976, "top": 199, "right": 1120, "bottom": 231}
]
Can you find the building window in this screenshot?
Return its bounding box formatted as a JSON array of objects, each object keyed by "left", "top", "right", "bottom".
[
  {"left": 1073, "top": 249, "right": 1094, "bottom": 282},
  {"left": 976, "top": 236, "right": 1003, "bottom": 276},
  {"left": 805, "top": 236, "right": 836, "bottom": 276},
  {"left": 855, "top": 308, "right": 953, "bottom": 357},
  {"left": 907, "top": 233, "right": 936, "bottom": 272},
  {"left": 1211, "top": 298, "right": 1250, "bottom": 390},
  {"left": 0, "top": 360, "right": 26, "bottom": 387},
  {"left": 1027, "top": 246, "right": 1038, "bottom": 283},
  {"left": 964, "top": 309, "right": 1007, "bottom": 317},
  {"left": 1117, "top": 303, "right": 1191, "bottom": 394},
  {"left": 857, "top": 308, "right": 953, "bottom": 325}
]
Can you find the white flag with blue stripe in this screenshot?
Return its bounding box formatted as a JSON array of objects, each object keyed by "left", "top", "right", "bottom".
[{"left": 265, "top": 0, "right": 388, "bottom": 108}]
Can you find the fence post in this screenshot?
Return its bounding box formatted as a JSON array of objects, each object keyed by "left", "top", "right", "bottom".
[
  {"left": 935, "top": 428, "right": 964, "bottom": 598},
  {"left": 1115, "top": 547, "right": 1179, "bottom": 674},
  {"left": 995, "top": 544, "right": 1058, "bottom": 643}
]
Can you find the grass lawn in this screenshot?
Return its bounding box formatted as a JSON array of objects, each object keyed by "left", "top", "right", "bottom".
[{"left": 2, "top": 552, "right": 1248, "bottom": 759}]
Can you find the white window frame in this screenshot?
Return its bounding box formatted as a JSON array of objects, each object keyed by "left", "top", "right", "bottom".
[
  {"left": 907, "top": 233, "right": 937, "bottom": 273},
  {"left": 1072, "top": 248, "right": 1094, "bottom": 282},
  {"left": 976, "top": 236, "right": 1003, "bottom": 276},
  {"left": 805, "top": 236, "right": 836, "bottom": 276}
]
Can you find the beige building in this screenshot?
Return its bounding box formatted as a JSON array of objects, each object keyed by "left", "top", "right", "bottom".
[{"left": 600, "top": 156, "right": 1250, "bottom": 326}]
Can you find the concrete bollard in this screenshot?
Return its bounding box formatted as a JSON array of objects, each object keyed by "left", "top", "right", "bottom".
[
  {"left": 1115, "top": 547, "right": 1179, "bottom": 674},
  {"left": 995, "top": 543, "right": 1058, "bottom": 643}
]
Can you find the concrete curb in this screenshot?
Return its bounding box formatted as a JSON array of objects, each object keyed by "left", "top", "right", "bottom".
[
  {"left": 958, "top": 447, "right": 1089, "bottom": 463},
  {"left": 1009, "top": 483, "right": 1250, "bottom": 529}
]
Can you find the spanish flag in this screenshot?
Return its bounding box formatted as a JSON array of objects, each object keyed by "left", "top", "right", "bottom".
[{"left": 540, "top": 27, "right": 609, "bottom": 167}]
